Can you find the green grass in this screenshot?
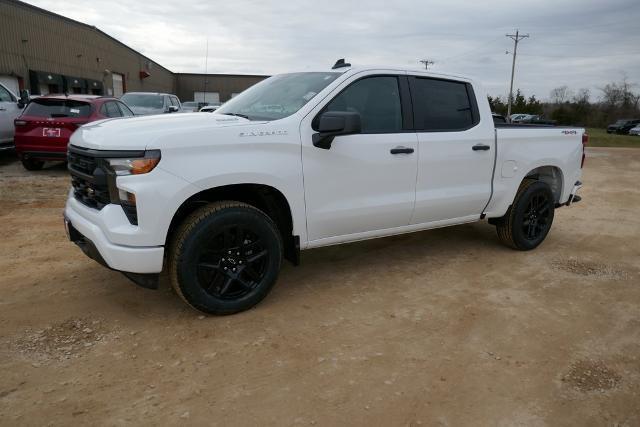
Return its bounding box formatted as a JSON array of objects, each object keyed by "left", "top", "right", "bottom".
[{"left": 587, "top": 128, "right": 640, "bottom": 148}]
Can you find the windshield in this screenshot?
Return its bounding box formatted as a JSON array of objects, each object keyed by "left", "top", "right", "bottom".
[
  {"left": 216, "top": 72, "right": 341, "bottom": 121},
  {"left": 121, "top": 94, "right": 164, "bottom": 110},
  {"left": 23, "top": 99, "right": 92, "bottom": 118}
]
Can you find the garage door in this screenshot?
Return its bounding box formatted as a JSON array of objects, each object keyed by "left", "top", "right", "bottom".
[
  {"left": 112, "top": 73, "right": 124, "bottom": 98},
  {"left": 0, "top": 75, "right": 19, "bottom": 96},
  {"left": 193, "top": 91, "right": 220, "bottom": 104}
]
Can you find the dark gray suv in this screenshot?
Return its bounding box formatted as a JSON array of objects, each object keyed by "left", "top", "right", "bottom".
[{"left": 120, "top": 92, "right": 182, "bottom": 116}]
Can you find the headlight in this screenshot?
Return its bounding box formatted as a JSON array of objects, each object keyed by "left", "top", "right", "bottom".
[{"left": 107, "top": 150, "right": 161, "bottom": 176}]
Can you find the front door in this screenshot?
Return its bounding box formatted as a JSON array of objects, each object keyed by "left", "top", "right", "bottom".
[{"left": 301, "top": 74, "right": 418, "bottom": 243}]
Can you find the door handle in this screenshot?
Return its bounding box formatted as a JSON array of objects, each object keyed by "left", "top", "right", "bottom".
[
  {"left": 472, "top": 144, "right": 491, "bottom": 151},
  {"left": 390, "top": 146, "right": 414, "bottom": 155}
]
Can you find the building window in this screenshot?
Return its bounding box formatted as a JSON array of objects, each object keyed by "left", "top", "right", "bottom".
[{"left": 194, "top": 91, "right": 220, "bottom": 104}]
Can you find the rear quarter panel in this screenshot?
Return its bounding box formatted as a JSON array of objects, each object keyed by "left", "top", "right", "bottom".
[{"left": 484, "top": 127, "right": 583, "bottom": 218}]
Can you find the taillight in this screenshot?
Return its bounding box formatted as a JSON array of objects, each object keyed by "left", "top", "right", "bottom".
[
  {"left": 14, "top": 119, "right": 27, "bottom": 126},
  {"left": 581, "top": 132, "right": 588, "bottom": 168}
]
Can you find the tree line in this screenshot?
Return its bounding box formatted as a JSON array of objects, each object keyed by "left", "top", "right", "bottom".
[{"left": 488, "top": 77, "right": 640, "bottom": 128}]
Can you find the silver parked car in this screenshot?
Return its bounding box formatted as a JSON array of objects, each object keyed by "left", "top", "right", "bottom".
[
  {"left": 0, "top": 82, "right": 26, "bottom": 150},
  {"left": 629, "top": 124, "right": 640, "bottom": 136},
  {"left": 120, "top": 92, "right": 183, "bottom": 116}
]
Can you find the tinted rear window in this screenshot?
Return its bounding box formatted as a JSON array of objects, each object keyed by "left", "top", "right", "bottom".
[
  {"left": 410, "top": 77, "right": 477, "bottom": 131},
  {"left": 23, "top": 99, "right": 92, "bottom": 118}
]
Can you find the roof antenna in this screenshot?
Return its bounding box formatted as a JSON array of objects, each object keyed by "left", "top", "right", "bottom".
[{"left": 332, "top": 58, "right": 351, "bottom": 69}]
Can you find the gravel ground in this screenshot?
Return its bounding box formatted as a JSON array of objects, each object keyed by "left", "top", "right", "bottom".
[{"left": 0, "top": 148, "right": 639, "bottom": 426}]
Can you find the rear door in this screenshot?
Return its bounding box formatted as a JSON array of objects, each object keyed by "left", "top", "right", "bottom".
[
  {"left": 300, "top": 73, "right": 419, "bottom": 242},
  {"left": 409, "top": 76, "right": 494, "bottom": 224}
]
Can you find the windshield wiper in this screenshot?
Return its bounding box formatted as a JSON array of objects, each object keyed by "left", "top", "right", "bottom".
[{"left": 219, "top": 112, "right": 250, "bottom": 120}]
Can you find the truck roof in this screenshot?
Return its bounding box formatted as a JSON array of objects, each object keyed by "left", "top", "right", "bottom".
[{"left": 316, "top": 64, "right": 473, "bottom": 83}]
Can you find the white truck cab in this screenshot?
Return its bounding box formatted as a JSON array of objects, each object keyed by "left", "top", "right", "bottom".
[{"left": 64, "top": 61, "right": 585, "bottom": 314}]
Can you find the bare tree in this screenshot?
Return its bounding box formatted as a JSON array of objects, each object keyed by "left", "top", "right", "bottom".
[
  {"left": 600, "top": 75, "right": 640, "bottom": 109},
  {"left": 572, "top": 88, "right": 590, "bottom": 105},
  {"left": 550, "top": 85, "right": 572, "bottom": 104}
]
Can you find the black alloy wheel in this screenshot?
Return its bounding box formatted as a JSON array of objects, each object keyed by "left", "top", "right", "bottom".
[
  {"left": 495, "top": 179, "right": 555, "bottom": 250},
  {"left": 521, "top": 192, "right": 552, "bottom": 241},
  {"left": 169, "top": 201, "right": 283, "bottom": 315},
  {"left": 196, "top": 225, "right": 269, "bottom": 300}
]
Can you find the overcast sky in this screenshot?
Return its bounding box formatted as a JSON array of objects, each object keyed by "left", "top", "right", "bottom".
[{"left": 25, "top": 0, "right": 640, "bottom": 101}]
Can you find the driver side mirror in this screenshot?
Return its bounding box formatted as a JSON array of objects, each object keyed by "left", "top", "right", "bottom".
[
  {"left": 167, "top": 105, "right": 179, "bottom": 113},
  {"left": 17, "top": 89, "right": 29, "bottom": 109},
  {"left": 312, "top": 111, "right": 362, "bottom": 149}
]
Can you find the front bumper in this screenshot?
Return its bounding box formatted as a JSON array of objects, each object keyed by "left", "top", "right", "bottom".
[
  {"left": 0, "top": 140, "right": 15, "bottom": 151},
  {"left": 64, "top": 196, "right": 164, "bottom": 274}
]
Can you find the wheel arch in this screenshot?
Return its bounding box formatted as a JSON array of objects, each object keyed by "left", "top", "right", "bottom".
[
  {"left": 486, "top": 162, "right": 566, "bottom": 219},
  {"left": 524, "top": 165, "right": 564, "bottom": 204},
  {"left": 166, "top": 183, "right": 299, "bottom": 265}
]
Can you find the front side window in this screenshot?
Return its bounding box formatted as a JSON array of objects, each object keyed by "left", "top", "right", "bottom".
[
  {"left": 411, "top": 78, "right": 477, "bottom": 131},
  {"left": 0, "top": 85, "right": 13, "bottom": 102},
  {"left": 322, "top": 76, "right": 403, "bottom": 133},
  {"left": 102, "top": 101, "right": 122, "bottom": 118},
  {"left": 117, "top": 102, "right": 134, "bottom": 117},
  {"left": 216, "top": 72, "right": 341, "bottom": 121}
]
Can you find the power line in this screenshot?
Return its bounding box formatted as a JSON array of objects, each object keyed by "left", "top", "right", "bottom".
[{"left": 506, "top": 30, "right": 529, "bottom": 120}]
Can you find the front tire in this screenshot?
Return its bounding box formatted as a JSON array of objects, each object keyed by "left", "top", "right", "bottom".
[
  {"left": 168, "top": 201, "right": 283, "bottom": 315},
  {"left": 495, "top": 179, "right": 555, "bottom": 250}
]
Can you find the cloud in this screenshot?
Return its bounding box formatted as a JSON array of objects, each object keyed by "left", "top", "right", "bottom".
[{"left": 23, "top": 0, "right": 640, "bottom": 100}]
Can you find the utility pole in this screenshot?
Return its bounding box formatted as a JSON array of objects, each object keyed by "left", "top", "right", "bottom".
[
  {"left": 202, "top": 38, "right": 209, "bottom": 104},
  {"left": 419, "top": 59, "right": 434, "bottom": 70},
  {"left": 505, "top": 30, "right": 529, "bottom": 120}
]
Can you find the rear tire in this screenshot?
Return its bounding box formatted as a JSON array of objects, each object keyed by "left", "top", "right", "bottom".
[
  {"left": 168, "top": 201, "right": 283, "bottom": 315},
  {"left": 21, "top": 158, "right": 44, "bottom": 171},
  {"left": 495, "top": 179, "right": 555, "bottom": 250}
]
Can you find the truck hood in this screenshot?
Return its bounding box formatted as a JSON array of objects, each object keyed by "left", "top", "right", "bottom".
[{"left": 70, "top": 113, "right": 254, "bottom": 150}]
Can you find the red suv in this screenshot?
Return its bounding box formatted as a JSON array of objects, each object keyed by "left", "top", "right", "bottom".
[{"left": 14, "top": 95, "right": 134, "bottom": 170}]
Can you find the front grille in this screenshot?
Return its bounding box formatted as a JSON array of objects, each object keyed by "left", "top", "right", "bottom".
[
  {"left": 68, "top": 150, "right": 96, "bottom": 175},
  {"left": 68, "top": 148, "right": 112, "bottom": 210},
  {"left": 67, "top": 145, "right": 144, "bottom": 226}
]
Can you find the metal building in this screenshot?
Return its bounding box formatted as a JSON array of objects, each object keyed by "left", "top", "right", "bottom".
[{"left": 0, "top": 0, "right": 267, "bottom": 102}]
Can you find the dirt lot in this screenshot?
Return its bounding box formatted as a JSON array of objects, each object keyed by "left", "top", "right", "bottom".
[{"left": 1, "top": 148, "right": 639, "bottom": 426}]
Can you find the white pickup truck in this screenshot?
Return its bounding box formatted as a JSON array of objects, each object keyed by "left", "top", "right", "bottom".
[{"left": 64, "top": 63, "right": 586, "bottom": 314}]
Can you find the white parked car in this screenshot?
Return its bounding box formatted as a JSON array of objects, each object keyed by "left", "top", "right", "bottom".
[
  {"left": 629, "top": 124, "right": 640, "bottom": 136},
  {"left": 0, "top": 82, "right": 26, "bottom": 150},
  {"left": 64, "top": 64, "right": 585, "bottom": 314}
]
